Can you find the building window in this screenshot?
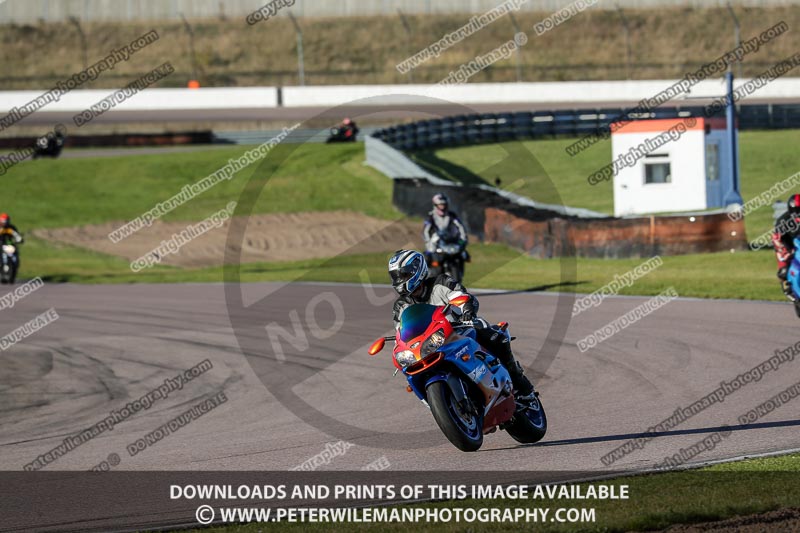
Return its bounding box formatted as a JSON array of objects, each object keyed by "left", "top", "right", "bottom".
[
  {"left": 644, "top": 154, "right": 671, "bottom": 184},
  {"left": 706, "top": 143, "right": 719, "bottom": 181}
]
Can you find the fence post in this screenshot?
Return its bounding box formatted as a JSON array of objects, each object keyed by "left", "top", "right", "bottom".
[
  {"left": 398, "top": 9, "right": 415, "bottom": 83},
  {"left": 726, "top": 3, "right": 743, "bottom": 79},
  {"left": 615, "top": 5, "right": 632, "bottom": 80},
  {"left": 68, "top": 16, "right": 89, "bottom": 72},
  {"left": 508, "top": 11, "right": 524, "bottom": 82},
  {"left": 180, "top": 13, "right": 199, "bottom": 84},
  {"left": 288, "top": 12, "right": 306, "bottom": 86}
]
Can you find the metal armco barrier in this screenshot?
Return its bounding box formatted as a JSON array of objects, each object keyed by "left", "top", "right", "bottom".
[
  {"left": 372, "top": 104, "right": 800, "bottom": 151},
  {"left": 372, "top": 106, "right": 755, "bottom": 257}
]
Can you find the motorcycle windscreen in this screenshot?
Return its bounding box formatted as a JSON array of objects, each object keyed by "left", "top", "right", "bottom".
[{"left": 399, "top": 304, "right": 438, "bottom": 342}]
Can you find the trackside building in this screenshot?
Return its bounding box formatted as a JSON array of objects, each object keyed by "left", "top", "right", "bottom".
[{"left": 611, "top": 117, "right": 735, "bottom": 217}]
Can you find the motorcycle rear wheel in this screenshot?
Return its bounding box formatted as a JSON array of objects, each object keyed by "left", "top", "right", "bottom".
[
  {"left": 504, "top": 394, "right": 548, "bottom": 444},
  {"left": 427, "top": 381, "right": 483, "bottom": 452}
]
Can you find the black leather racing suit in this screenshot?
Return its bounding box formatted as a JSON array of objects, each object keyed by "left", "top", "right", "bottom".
[
  {"left": 423, "top": 210, "right": 468, "bottom": 253},
  {"left": 392, "top": 273, "right": 534, "bottom": 396},
  {"left": 0, "top": 224, "right": 23, "bottom": 277},
  {"left": 0, "top": 224, "right": 23, "bottom": 245}
]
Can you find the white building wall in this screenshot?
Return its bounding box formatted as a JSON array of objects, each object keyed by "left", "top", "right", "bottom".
[{"left": 612, "top": 128, "right": 708, "bottom": 217}]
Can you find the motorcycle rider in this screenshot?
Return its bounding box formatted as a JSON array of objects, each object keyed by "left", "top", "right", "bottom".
[
  {"left": 327, "top": 117, "right": 359, "bottom": 143},
  {"left": 0, "top": 213, "right": 23, "bottom": 282},
  {"left": 0, "top": 213, "right": 23, "bottom": 245},
  {"left": 33, "top": 126, "right": 66, "bottom": 158},
  {"left": 338, "top": 117, "right": 359, "bottom": 141},
  {"left": 773, "top": 194, "right": 800, "bottom": 300},
  {"left": 388, "top": 249, "right": 535, "bottom": 398},
  {"left": 423, "top": 193, "right": 469, "bottom": 262}
]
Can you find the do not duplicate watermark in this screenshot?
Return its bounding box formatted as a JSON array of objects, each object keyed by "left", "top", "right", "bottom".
[{"left": 73, "top": 63, "right": 174, "bottom": 127}]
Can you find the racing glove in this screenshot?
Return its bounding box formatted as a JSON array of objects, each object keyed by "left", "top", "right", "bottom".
[{"left": 460, "top": 295, "right": 479, "bottom": 322}]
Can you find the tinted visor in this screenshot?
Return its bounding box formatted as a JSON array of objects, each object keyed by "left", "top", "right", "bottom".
[{"left": 390, "top": 263, "right": 416, "bottom": 287}]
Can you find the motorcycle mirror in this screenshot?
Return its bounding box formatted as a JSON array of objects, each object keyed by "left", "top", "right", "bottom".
[
  {"left": 368, "top": 337, "right": 386, "bottom": 355},
  {"left": 449, "top": 295, "right": 470, "bottom": 306}
]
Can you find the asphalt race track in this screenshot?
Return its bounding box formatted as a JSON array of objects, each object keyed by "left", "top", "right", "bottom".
[
  {"left": 16, "top": 97, "right": 800, "bottom": 126},
  {"left": 3, "top": 281, "right": 800, "bottom": 471},
  {"left": 2, "top": 282, "right": 800, "bottom": 529}
]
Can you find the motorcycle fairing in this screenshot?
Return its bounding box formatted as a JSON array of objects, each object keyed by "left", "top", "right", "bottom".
[
  {"left": 790, "top": 237, "right": 800, "bottom": 297},
  {"left": 405, "top": 335, "right": 514, "bottom": 425}
]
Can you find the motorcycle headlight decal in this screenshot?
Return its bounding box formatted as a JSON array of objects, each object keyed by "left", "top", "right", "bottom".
[
  {"left": 421, "top": 328, "right": 446, "bottom": 357},
  {"left": 394, "top": 350, "right": 417, "bottom": 367}
]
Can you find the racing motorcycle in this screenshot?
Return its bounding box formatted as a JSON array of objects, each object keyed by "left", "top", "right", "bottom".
[
  {"left": 367, "top": 296, "right": 547, "bottom": 451},
  {"left": 426, "top": 232, "right": 468, "bottom": 283},
  {"left": 1, "top": 243, "right": 19, "bottom": 284},
  {"left": 32, "top": 130, "right": 65, "bottom": 159},
  {"left": 325, "top": 126, "right": 357, "bottom": 143},
  {"left": 786, "top": 236, "right": 800, "bottom": 317}
]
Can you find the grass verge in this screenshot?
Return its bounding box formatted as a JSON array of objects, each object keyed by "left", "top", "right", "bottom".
[
  {"left": 28, "top": 238, "right": 784, "bottom": 303},
  {"left": 187, "top": 452, "right": 800, "bottom": 533},
  {"left": 2, "top": 135, "right": 787, "bottom": 303},
  {"left": 5, "top": 142, "right": 398, "bottom": 230}
]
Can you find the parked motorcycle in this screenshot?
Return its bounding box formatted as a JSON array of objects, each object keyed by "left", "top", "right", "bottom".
[
  {"left": 1, "top": 243, "right": 19, "bottom": 284},
  {"left": 367, "top": 296, "right": 547, "bottom": 451},
  {"left": 426, "top": 233, "right": 468, "bottom": 283}
]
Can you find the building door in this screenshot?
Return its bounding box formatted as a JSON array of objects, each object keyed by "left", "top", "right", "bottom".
[{"left": 705, "top": 142, "right": 722, "bottom": 208}]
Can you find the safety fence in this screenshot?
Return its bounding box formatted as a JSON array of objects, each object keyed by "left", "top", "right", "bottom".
[
  {"left": 365, "top": 108, "right": 751, "bottom": 257},
  {"left": 371, "top": 103, "right": 800, "bottom": 151}
]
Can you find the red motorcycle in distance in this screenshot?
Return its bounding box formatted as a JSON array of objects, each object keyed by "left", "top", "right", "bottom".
[
  {"left": 326, "top": 119, "right": 359, "bottom": 143},
  {"left": 368, "top": 296, "right": 547, "bottom": 452}
]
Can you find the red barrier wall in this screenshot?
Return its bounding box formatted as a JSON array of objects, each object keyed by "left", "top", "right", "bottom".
[{"left": 484, "top": 208, "right": 748, "bottom": 258}]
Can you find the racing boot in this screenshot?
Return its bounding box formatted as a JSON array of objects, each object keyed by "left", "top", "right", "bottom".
[
  {"left": 494, "top": 342, "right": 535, "bottom": 398},
  {"left": 782, "top": 279, "right": 796, "bottom": 302},
  {"left": 778, "top": 267, "right": 795, "bottom": 301},
  {"left": 507, "top": 359, "right": 535, "bottom": 399},
  {"left": 478, "top": 323, "right": 536, "bottom": 399}
]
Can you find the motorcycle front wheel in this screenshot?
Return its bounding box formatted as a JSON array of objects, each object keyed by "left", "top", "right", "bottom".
[
  {"left": 426, "top": 380, "right": 483, "bottom": 452},
  {"left": 443, "top": 260, "right": 464, "bottom": 283},
  {"left": 504, "top": 394, "right": 548, "bottom": 444}
]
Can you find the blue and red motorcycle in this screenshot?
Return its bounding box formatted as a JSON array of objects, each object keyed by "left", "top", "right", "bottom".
[
  {"left": 367, "top": 296, "right": 547, "bottom": 452},
  {"left": 787, "top": 237, "right": 800, "bottom": 316}
]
